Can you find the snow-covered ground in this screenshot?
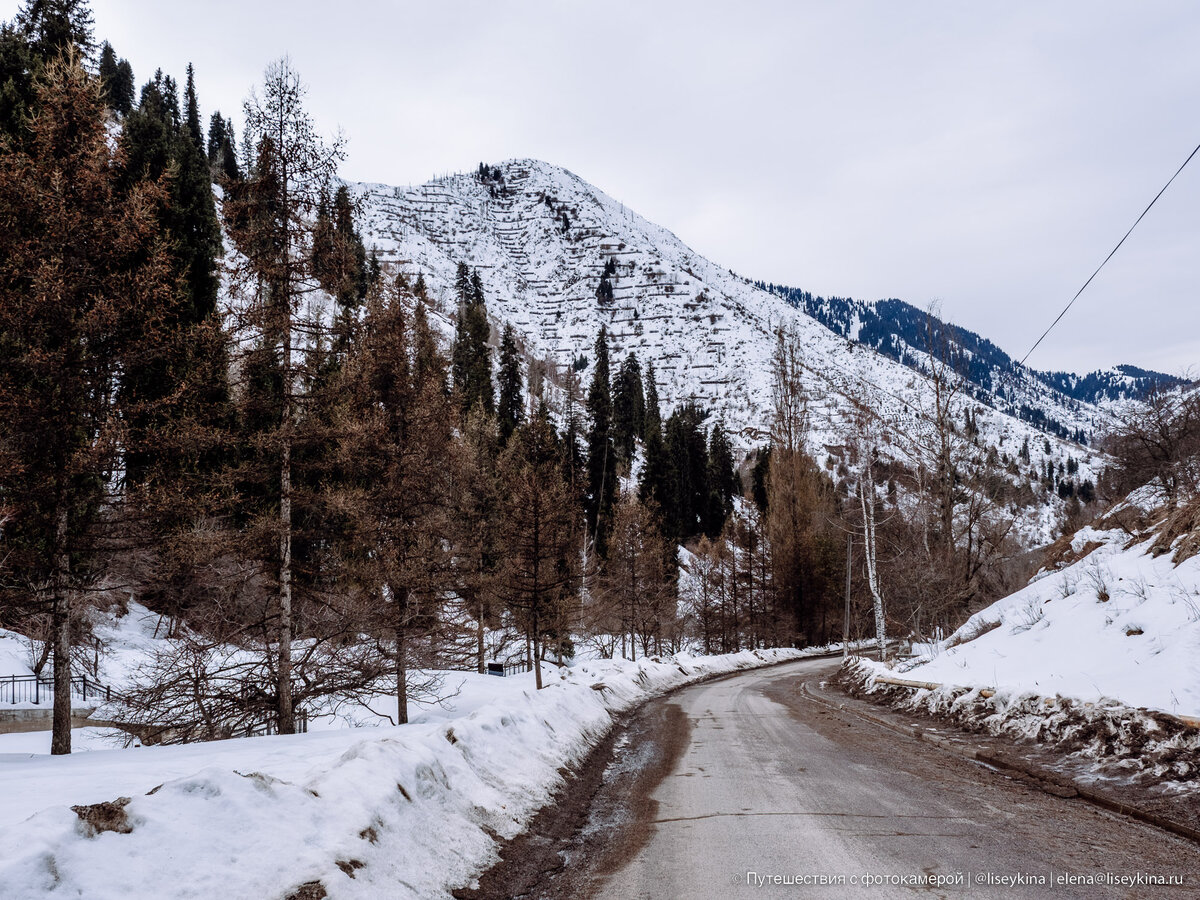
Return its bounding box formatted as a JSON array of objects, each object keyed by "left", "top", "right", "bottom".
[
  {"left": 882, "top": 516, "right": 1200, "bottom": 720},
  {"left": 0, "top": 647, "right": 818, "bottom": 899}
]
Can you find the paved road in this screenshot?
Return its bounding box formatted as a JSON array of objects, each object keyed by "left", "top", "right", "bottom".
[{"left": 580, "top": 658, "right": 1200, "bottom": 900}]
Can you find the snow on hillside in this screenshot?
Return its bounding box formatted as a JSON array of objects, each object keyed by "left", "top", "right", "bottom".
[
  {"left": 0, "top": 648, "right": 807, "bottom": 900},
  {"left": 351, "top": 159, "right": 1105, "bottom": 543},
  {"left": 894, "top": 508, "right": 1200, "bottom": 719}
]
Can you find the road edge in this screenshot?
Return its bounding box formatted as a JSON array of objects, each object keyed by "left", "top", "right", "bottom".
[{"left": 799, "top": 675, "right": 1200, "bottom": 847}]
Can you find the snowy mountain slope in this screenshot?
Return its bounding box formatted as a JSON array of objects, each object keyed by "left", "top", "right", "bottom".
[
  {"left": 895, "top": 494, "right": 1200, "bottom": 718},
  {"left": 758, "top": 285, "right": 1185, "bottom": 424},
  {"left": 351, "top": 159, "right": 1105, "bottom": 542}
]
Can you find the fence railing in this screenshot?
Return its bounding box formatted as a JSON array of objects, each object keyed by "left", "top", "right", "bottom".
[
  {"left": 1, "top": 674, "right": 123, "bottom": 706},
  {"left": 236, "top": 708, "right": 309, "bottom": 737},
  {"left": 486, "top": 660, "right": 531, "bottom": 677}
]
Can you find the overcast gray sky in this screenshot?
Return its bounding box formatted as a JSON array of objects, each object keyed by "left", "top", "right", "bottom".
[{"left": 22, "top": 1, "right": 1200, "bottom": 375}]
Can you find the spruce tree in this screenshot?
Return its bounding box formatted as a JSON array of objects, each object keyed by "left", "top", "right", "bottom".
[
  {"left": 643, "top": 359, "right": 662, "bottom": 442},
  {"left": 206, "top": 110, "right": 225, "bottom": 163},
  {"left": 586, "top": 325, "right": 617, "bottom": 557},
  {"left": 14, "top": 0, "right": 94, "bottom": 61},
  {"left": 1, "top": 0, "right": 95, "bottom": 140},
  {"left": 663, "top": 402, "right": 710, "bottom": 542},
  {"left": 497, "top": 324, "right": 523, "bottom": 443},
  {"left": 118, "top": 66, "right": 225, "bottom": 488},
  {"left": 638, "top": 361, "right": 670, "bottom": 518},
  {"left": 183, "top": 62, "right": 203, "bottom": 152},
  {"left": 451, "top": 265, "right": 494, "bottom": 415},
  {"left": 703, "top": 422, "right": 737, "bottom": 538},
  {"left": 612, "top": 353, "right": 645, "bottom": 462},
  {"left": 220, "top": 116, "right": 240, "bottom": 181}
]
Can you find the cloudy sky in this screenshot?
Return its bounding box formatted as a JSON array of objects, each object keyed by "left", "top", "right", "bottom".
[{"left": 24, "top": 1, "right": 1200, "bottom": 374}]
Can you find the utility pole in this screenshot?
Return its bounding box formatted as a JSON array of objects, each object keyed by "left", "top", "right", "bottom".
[{"left": 843, "top": 533, "right": 852, "bottom": 660}]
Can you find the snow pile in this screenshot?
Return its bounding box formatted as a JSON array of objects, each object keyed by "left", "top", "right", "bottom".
[
  {"left": 842, "top": 658, "right": 1200, "bottom": 787},
  {"left": 0, "top": 647, "right": 807, "bottom": 899},
  {"left": 884, "top": 519, "right": 1200, "bottom": 719}
]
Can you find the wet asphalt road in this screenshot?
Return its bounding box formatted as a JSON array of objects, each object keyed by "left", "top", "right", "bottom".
[
  {"left": 463, "top": 657, "right": 1200, "bottom": 899},
  {"left": 583, "top": 658, "right": 1200, "bottom": 899}
]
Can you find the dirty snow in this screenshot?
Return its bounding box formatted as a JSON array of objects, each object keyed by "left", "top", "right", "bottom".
[{"left": 0, "top": 647, "right": 812, "bottom": 899}]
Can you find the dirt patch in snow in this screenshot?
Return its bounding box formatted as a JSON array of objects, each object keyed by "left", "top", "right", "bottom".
[{"left": 71, "top": 797, "right": 133, "bottom": 837}]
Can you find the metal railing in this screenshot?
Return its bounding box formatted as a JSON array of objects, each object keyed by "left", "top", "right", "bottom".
[
  {"left": 1, "top": 674, "right": 124, "bottom": 706},
  {"left": 237, "top": 708, "right": 309, "bottom": 737},
  {"left": 486, "top": 660, "right": 531, "bottom": 677}
]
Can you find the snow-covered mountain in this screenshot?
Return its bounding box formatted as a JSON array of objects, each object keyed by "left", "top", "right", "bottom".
[
  {"left": 351, "top": 159, "right": 1109, "bottom": 541},
  {"left": 757, "top": 286, "right": 1186, "bottom": 425}
]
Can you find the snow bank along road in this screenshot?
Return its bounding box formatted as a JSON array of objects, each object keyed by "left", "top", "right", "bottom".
[{"left": 472, "top": 657, "right": 1200, "bottom": 899}]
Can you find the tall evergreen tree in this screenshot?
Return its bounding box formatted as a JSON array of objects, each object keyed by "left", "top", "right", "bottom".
[
  {"left": 663, "top": 402, "right": 710, "bottom": 542},
  {"left": 586, "top": 325, "right": 617, "bottom": 557},
  {"left": 206, "top": 110, "right": 225, "bottom": 163},
  {"left": 612, "top": 353, "right": 645, "bottom": 462},
  {"left": 219, "top": 116, "right": 239, "bottom": 181},
  {"left": 451, "top": 264, "right": 494, "bottom": 415},
  {"left": 643, "top": 359, "right": 662, "bottom": 442},
  {"left": 183, "top": 62, "right": 203, "bottom": 152},
  {"left": 497, "top": 324, "right": 523, "bottom": 443},
  {"left": 703, "top": 422, "right": 737, "bottom": 538},
  {"left": 1, "top": 0, "right": 94, "bottom": 140},
  {"left": 638, "top": 361, "right": 670, "bottom": 516},
  {"left": 15, "top": 0, "right": 94, "bottom": 61},
  {"left": 118, "top": 65, "right": 225, "bottom": 488},
  {"left": 96, "top": 40, "right": 131, "bottom": 114}
]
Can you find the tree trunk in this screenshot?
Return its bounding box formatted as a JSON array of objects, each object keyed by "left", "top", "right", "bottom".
[
  {"left": 395, "top": 618, "right": 408, "bottom": 725},
  {"left": 859, "top": 474, "right": 886, "bottom": 661},
  {"left": 51, "top": 505, "right": 71, "bottom": 756},
  {"left": 476, "top": 596, "right": 486, "bottom": 675},
  {"left": 532, "top": 610, "right": 543, "bottom": 690},
  {"left": 277, "top": 431, "right": 295, "bottom": 734}
]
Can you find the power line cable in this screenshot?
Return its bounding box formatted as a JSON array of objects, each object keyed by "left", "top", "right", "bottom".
[{"left": 1020, "top": 139, "right": 1200, "bottom": 366}]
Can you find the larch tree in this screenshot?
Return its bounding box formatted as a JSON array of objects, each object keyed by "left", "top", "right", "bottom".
[
  {"left": 497, "top": 413, "right": 579, "bottom": 689},
  {"left": 598, "top": 492, "right": 675, "bottom": 659},
  {"left": 221, "top": 57, "right": 344, "bottom": 734},
  {"left": 0, "top": 53, "right": 175, "bottom": 754},
  {"left": 765, "top": 324, "right": 841, "bottom": 645},
  {"left": 339, "top": 284, "right": 454, "bottom": 723}
]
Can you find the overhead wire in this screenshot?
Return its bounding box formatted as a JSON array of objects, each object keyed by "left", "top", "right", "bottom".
[{"left": 1019, "top": 139, "right": 1200, "bottom": 366}]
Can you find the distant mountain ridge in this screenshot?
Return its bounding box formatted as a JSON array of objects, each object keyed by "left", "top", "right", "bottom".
[{"left": 756, "top": 283, "right": 1185, "bottom": 415}]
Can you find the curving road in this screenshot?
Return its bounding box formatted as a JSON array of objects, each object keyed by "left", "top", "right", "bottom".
[{"left": 524, "top": 657, "right": 1200, "bottom": 899}]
